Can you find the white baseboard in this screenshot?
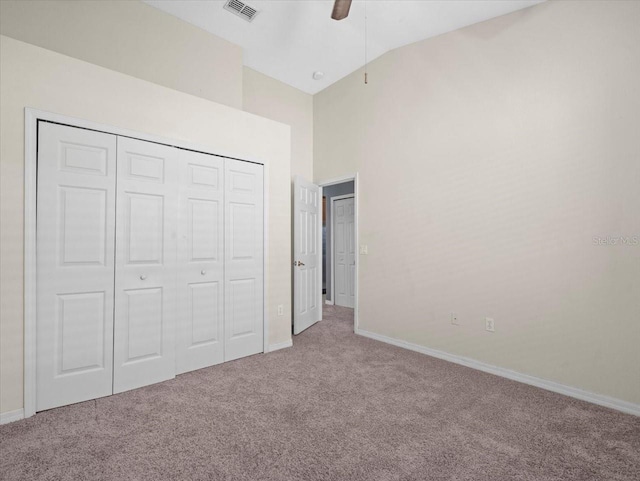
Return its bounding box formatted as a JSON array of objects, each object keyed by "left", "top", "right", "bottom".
[
  {"left": 355, "top": 328, "right": 640, "bottom": 417},
  {"left": 0, "top": 408, "right": 25, "bottom": 425},
  {"left": 268, "top": 339, "right": 293, "bottom": 352},
  {"left": 325, "top": 300, "right": 334, "bottom": 305}
]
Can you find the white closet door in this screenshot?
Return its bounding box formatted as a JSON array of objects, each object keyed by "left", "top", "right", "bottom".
[
  {"left": 176, "top": 150, "right": 224, "bottom": 374},
  {"left": 36, "top": 122, "right": 117, "bottom": 411},
  {"left": 334, "top": 197, "right": 355, "bottom": 308},
  {"left": 113, "top": 137, "right": 178, "bottom": 393},
  {"left": 224, "top": 160, "right": 264, "bottom": 361}
]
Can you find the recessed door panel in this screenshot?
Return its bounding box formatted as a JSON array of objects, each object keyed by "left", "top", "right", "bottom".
[
  {"left": 348, "top": 217, "right": 356, "bottom": 299},
  {"left": 230, "top": 203, "right": 255, "bottom": 260},
  {"left": 57, "top": 292, "right": 106, "bottom": 374},
  {"left": 229, "top": 169, "right": 255, "bottom": 193},
  {"left": 189, "top": 163, "right": 219, "bottom": 189},
  {"left": 37, "top": 122, "right": 116, "bottom": 411},
  {"left": 113, "top": 137, "right": 178, "bottom": 393},
  {"left": 59, "top": 186, "right": 107, "bottom": 266},
  {"left": 229, "top": 279, "right": 256, "bottom": 338},
  {"left": 299, "top": 211, "right": 308, "bottom": 255},
  {"left": 126, "top": 193, "right": 164, "bottom": 264},
  {"left": 309, "top": 212, "right": 317, "bottom": 255},
  {"left": 336, "top": 222, "right": 345, "bottom": 255},
  {"left": 124, "top": 288, "right": 163, "bottom": 363},
  {"left": 298, "top": 268, "right": 308, "bottom": 315},
  {"left": 126, "top": 153, "right": 164, "bottom": 182},
  {"left": 176, "top": 151, "right": 224, "bottom": 374},
  {"left": 349, "top": 265, "right": 356, "bottom": 297},
  {"left": 189, "top": 282, "right": 220, "bottom": 346},
  {"left": 59, "top": 142, "right": 108, "bottom": 176},
  {"left": 189, "top": 199, "right": 219, "bottom": 261},
  {"left": 225, "top": 159, "right": 263, "bottom": 362},
  {"left": 348, "top": 219, "right": 355, "bottom": 255},
  {"left": 308, "top": 266, "right": 317, "bottom": 311},
  {"left": 336, "top": 264, "right": 346, "bottom": 296}
]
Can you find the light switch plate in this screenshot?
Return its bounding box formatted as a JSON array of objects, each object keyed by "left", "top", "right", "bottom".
[{"left": 359, "top": 245, "right": 368, "bottom": 255}]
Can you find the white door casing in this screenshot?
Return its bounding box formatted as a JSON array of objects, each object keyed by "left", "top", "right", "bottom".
[
  {"left": 334, "top": 196, "right": 355, "bottom": 308},
  {"left": 293, "top": 176, "right": 322, "bottom": 334},
  {"left": 176, "top": 150, "right": 224, "bottom": 374},
  {"left": 113, "top": 137, "right": 179, "bottom": 393},
  {"left": 36, "top": 123, "right": 117, "bottom": 411},
  {"left": 224, "top": 159, "right": 264, "bottom": 361}
]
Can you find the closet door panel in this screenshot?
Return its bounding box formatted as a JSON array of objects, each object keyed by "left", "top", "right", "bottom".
[
  {"left": 36, "top": 122, "right": 117, "bottom": 411},
  {"left": 224, "top": 160, "right": 264, "bottom": 362},
  {"left": 113, "top": 137, "right": 178, "bottom": 393},
  {"left": 176, "top": 151, "right": 224, "bottom": 374}
]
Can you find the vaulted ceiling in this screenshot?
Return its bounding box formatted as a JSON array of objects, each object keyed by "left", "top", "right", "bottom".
[{"left": 145, "top": 0, "right": 544, "bottom": 94}]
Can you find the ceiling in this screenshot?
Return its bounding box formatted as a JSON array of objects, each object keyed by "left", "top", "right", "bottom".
[{"left": 144, "top": 0, "right": 544, "bottom": 95}]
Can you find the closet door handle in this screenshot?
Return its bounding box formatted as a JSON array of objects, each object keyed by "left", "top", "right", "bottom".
[
  {"left": 201, "top": 270, "right": 206, "bottom": 276},
  {"left": 140, "top": 275, "right": 147, "bottom": 280}
]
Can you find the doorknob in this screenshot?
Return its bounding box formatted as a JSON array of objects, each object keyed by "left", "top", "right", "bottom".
[
  {"left": 140, "top": 275, "right": 147, "bottom": 280},
  {"left": 201, "top": 270, "right": 206, "bottom": 275},
  {"left": 298, "top": 261, "right": 305, "bottom": 266}
]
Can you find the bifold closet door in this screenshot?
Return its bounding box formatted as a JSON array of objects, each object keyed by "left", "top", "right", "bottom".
[
  {"left": 36, "top": 122, "right": 117, "bottom": 411},
  {"left": 176, "top": 150, "right": 224, "bottom": 374},
  {"left": 112, "top": 137, "right": 178, "bottom": 393},
  {"left": 224, "top": 160, "right": 264, "bottom": 361}
]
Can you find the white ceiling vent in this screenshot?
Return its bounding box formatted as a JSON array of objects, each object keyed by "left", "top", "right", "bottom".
[{"left": 223, "top": 0, "right": 259, "bottom": 22}]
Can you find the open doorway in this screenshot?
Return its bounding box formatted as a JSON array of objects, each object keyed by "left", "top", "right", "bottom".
[
  {"left": 292, "top": 174, "right": 358, "bottom": 335},
  {"left": 320, "top": 177, "right": 357, "bottom": 331}
]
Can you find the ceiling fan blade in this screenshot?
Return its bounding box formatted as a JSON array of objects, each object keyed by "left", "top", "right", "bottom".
[{"left": 331, "top": 0, "right": 352, "bottom": 20}]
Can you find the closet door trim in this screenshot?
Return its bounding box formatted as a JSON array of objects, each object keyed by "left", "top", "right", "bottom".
[{"left": 24, "top": 108, "right": 269, "bottom": 419}]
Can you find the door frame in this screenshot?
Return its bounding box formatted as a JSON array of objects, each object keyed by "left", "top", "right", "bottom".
[
  {"left": 329, "top": 194, "right": 355, "bottom": 308},
  {"left": 23, "top": 108, "right": 271, "bottom": 419},
  {"left": 317, "top": 174, "right": 359, "bottom": 331}
]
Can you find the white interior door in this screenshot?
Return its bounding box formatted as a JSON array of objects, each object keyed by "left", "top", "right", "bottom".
[
  {"left": 334, "top": 196, "right": 355, "bottom": 308},
  {"left": 113, "top": 137, "right": 178, "bottom": 393},
  {"left": 224, "top": 159, "right": 264, "bottom": 361},
  {"left": 293, "top": 176, "right": 322, "bottom": 334},
  {"left": 36, "top": 122, "right": 117, "bottom": 411},
  {"left": 176, "top": 150, "right": 224, "bottom": 374}
]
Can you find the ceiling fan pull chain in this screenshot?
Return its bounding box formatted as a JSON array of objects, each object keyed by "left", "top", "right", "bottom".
[{"left": 364, "top": 0, "right": 368, "bottom": 85}]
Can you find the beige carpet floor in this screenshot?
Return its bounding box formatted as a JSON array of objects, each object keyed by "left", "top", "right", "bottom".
[{"left": 1, "top": 305, "right": 639, "bottom": 480}]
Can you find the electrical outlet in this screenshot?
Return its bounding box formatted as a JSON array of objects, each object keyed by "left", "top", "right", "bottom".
[
  {"left": 451, "top": 313, "right": 459, "bottom": 325},
  {"left": 485, "top": 317, "right": 495, "bottom": 332},
  {"left": 277, "top": 304, "right": 284, "bottom": 316}
]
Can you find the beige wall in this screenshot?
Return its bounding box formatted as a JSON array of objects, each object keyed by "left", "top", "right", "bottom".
[
  {"left": 0, "top": 0, "right": 243, "bottom": 109},
  {"left": 314, "top": 0, "right": 640, "bottom": 404},
  {"left": 0, "top": 36, "right": 292, "bottom": 415},
  {"left": 243, "top": 67, "right": 314, "bottom": 181}
]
